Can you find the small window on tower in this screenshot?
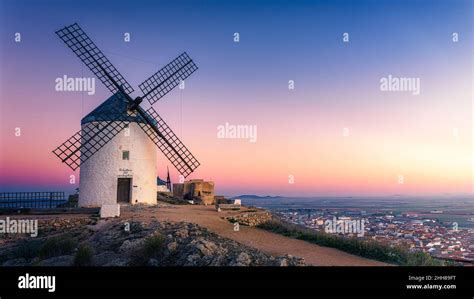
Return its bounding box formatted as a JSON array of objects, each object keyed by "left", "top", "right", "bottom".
[{"left": 122, "top": 151, "right": 130, "bottom": 160}]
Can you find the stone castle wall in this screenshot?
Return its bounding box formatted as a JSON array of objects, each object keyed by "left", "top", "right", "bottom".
[{"left": 173, "top": 179, "right": 215, "bottom": 205}]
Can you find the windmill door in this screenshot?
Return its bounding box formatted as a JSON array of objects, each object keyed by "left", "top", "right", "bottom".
[{"left": 117, "top": 178, "right": 131, "bottom": 203}]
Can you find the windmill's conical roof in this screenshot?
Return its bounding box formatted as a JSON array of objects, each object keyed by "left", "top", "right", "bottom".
[{"left": 81, "top": 92, "right": 155, "bottom": 125}]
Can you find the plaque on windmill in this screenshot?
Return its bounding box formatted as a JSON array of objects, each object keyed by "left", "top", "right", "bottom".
[{"left": 52, "top": 23, "right": 200, "bottom": 208}]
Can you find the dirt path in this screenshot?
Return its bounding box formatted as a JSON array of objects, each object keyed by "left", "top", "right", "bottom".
[{"left": 122, "top": 203, "right": 389, "bottom": 266}]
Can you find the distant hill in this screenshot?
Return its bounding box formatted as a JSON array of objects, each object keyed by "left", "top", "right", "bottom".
[{"left": 231, "top": 195, "right": 283, "bottom": 200}]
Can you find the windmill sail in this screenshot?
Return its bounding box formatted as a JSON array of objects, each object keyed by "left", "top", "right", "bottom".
[
  {"left": 139, "top": 52, "right": 198, "bottom": 105},
  {"left": 56, "top": 23, "right": 134, "bottom": 94},
  {"left": 52, "top": 100, "right": 130, "bottom": 170},
  {"left": 53, "top": 23, "right": 200, "bottom": 177},
  {"left": 136, "top": 106, "right": 200, "bottom": 178}
]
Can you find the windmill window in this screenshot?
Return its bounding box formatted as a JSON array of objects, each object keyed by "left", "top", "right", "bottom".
[{"left": 122, "top": 151, "right": 130, "bottom": 160}]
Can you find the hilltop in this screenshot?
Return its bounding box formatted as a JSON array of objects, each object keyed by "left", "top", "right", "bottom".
[
  {"left": 0, "top": 216, "right": 304, "bottom": 267},
  {"left": 0, "top": 201, "right": 387, "bottom": 266}
]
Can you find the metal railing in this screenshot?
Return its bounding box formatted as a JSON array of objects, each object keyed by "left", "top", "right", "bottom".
[{"left": 0, "top": 192, "right": 66, "bottom": 209}]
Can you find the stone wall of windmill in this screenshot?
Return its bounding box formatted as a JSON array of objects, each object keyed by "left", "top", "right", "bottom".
[{"left": 79, "top": 121, "right": 157, "bottom": 207}]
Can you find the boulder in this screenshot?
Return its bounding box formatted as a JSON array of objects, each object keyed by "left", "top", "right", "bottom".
[{"left": 100, "top": 204, "right": 120, "bottom": 218}]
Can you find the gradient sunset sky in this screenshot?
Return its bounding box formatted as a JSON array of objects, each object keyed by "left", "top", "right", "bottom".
[{"left": 0, "top": 0, "right": 472, "bottom": 197}]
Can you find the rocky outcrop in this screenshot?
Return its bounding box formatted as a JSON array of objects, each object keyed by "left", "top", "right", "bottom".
[{"left": 0, "top": 218, "right": 305, "bottom": 267}]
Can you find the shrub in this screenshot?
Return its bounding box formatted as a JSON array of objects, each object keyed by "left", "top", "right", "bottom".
[
  {"left": 405, "top": 251, "right": 445, "bottom": 266},
  {"left": 129, "top": 234, "right": 166, "bottom": 266},
  {"left": 74, "top": 244, "right": 94, "bottom": 266},
  {"left": 143, "top": 234, "right": 165, "bottom": 259},
  {"left": 12, "top": 239, "right": 43, "bottom": 260},
  {"left": 39, "top": 236, "right": 76, "bottom": 259}
]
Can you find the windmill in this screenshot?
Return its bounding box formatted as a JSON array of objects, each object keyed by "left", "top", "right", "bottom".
[{"left": 52, "top": 23, "right": 200, "bottom": 207}]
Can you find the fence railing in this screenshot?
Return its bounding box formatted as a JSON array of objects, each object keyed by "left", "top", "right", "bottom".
[{"left": 0, "top": 192, "right": 66, "bottom": 209}]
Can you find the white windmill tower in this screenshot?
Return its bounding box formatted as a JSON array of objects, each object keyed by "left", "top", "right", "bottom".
[{"left": 52, "top": 23, "right": 200, "bottom": 208}]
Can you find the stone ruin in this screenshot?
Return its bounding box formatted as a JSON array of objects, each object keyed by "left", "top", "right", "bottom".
[{"left": 172, "top": 179, "right": 216, "bottom": 205}]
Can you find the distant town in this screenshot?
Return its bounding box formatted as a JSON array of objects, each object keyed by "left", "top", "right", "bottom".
[{"left": 276, "top": 208, "right": 474, "bottom": 264}]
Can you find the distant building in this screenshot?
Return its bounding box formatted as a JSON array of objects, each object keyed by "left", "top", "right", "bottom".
[
  {"left": 157, "top": 177, "right": 170, "bottom": 193},
  {"left": 214, "top": 196, "right": 229, "bottom": 204},
  {"left": 232, "top": 199, "right": 242, "bottom": 206},
  {"left": 157, "top": 167, "right": 172, "bottom": 193}
]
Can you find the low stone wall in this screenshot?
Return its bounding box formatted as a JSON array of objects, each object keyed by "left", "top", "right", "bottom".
[
  {"left": 38, "top": 217, "right": 94, "bottom": 231},
  {"left": 217, "top": 204, "right": 241, "bottom": 211},
  {"left": 227, "top": 211, "right": 272, "bottom": 227}
]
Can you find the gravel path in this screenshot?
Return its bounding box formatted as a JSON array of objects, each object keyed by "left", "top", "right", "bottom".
[{"left": 122, "top": 203, "right": 389, "bottom": 266}]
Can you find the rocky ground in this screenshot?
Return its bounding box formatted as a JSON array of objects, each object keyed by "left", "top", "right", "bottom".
[
  {"left": 121, "top": 203, "right": 388, "bottom": 266},
  {"left": 0, "top": 217, "right": 305, "bottom": 267}
]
